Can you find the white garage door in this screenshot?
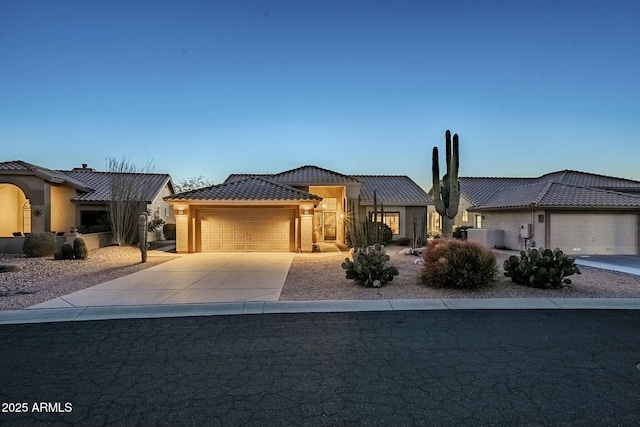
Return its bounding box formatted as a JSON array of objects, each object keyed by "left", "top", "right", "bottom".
[
  {"left": 550, "top": 213, "right": 638, "bottom": 255},
  {"left": 199, "top": 209, "right": 294, "bottom": 252}
]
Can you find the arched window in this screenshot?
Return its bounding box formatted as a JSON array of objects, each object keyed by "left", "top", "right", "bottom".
[{"left": 22, "top": 200, "right": 31, "bottom": 234}]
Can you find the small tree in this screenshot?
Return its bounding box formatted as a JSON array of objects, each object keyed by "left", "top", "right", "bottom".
[
  {"left": 174, "top": 175, "right": 214, "bottom": 193},
  {"left": 106, "top": 157, "right": 154, "bottom": 246}
]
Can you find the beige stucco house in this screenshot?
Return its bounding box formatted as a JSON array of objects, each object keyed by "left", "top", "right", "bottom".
[
  {"left": 430, "top": 170, "right": 640, "bottom": 255},
  {"left": 165, "top": 165, "right": 431, "bottom": 253},
  {"left": 0, "top": 160, "right": 175, "bottom": 239}
]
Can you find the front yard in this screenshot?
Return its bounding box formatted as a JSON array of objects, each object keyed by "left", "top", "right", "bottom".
[{"left": 279, "top": 244, "right": 640, "bottom": 300}]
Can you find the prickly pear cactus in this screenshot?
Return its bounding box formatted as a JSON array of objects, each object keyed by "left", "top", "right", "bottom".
[
  {"left": 341, "top": 243, "right": 399, "bottom": 287},
  {"left": 503, "top": 247, "right": 581, "bottom": 288}
]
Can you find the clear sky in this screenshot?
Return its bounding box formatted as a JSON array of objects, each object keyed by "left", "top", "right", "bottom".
[{"left": 1, "top": 0, "right": 639, "bottom": 191}]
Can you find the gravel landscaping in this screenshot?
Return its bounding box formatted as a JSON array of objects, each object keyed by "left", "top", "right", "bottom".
[
  {"left": 2, "top": 243, "right": 639, "bottom": 312},
  {"left": 280, "top": 244, "right": 640, "bottom": 301},
  {"left": 0, "top": 246, "right": 176, "bottom": 311}
]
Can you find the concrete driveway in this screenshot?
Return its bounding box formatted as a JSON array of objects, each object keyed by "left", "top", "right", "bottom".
[
  {"left": 575, "top": 255, "right": 640, "bottom": 275},
  {"left": 30, "top": 252, "right": 294, "bottom": 309}
]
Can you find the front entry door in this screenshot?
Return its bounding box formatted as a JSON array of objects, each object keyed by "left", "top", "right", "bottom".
[{"left": 323, "top": 212, "right": 337, "bottom": 240}]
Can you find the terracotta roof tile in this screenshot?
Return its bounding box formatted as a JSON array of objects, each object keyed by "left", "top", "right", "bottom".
[
  {"left": 61, "top": 171, "right": 172, "bottom": 203},
  {"left": 351, "top": 175, "right": 432, "bottom": 206},
  {"left": 473, "top": 182, "right": 640, "bottom": 210},
  {"left": 166, "top": 177, "right": 322, "bottom": 201},
  {"left": 225, "top": 165, "right": 360, "bottom": 185},
  {"left": 0, "top": 160, "right": 91, "bottom": 190},
  {"left": 538, "top": 170, "right": 640, "bottom": 189}
]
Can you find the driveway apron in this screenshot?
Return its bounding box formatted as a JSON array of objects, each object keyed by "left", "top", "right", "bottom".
[{"left": 29, "top": 252, "right": 294, "bottom": 309}]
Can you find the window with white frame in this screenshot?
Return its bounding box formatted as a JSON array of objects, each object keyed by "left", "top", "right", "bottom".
[
  {"left": 474, "top": 214, "right": 482, "bottom": 229},
  {"left": 462, "top": 210, "right": 468, "bottom": 222}
]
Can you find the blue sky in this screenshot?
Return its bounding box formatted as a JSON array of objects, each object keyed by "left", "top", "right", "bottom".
[{"left": 1, "top": 0, "right": 639, "bottom": 191}]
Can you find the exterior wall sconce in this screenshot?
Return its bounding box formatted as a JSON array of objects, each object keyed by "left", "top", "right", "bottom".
[
  {"left": 178, "top": 209, "right": 184, "bottom": 215},
  {"left": 303, "top": 209, "right": 310, "bottom": 214}
]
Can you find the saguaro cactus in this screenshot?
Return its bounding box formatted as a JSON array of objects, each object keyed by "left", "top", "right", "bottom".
[
  {"left": 432, "top": 130, "right": 461, "bottom": 239},
  {"left": 138, "top": 213, "right": 148, "bottom": 263}
]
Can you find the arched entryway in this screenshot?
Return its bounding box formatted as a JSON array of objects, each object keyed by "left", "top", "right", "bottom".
[{"left": 0, "top": 183, "right": 32, "bottom": 236}]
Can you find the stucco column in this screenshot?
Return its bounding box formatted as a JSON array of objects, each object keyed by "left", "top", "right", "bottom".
[
  {"left": 300, "top": 213, "right": 313, "bottom": 253},
  {"left": 30, "top": 204, "right": 46, "bottom": 233},
  {"left": 175, "top": 213, "right": 190, "bottom": 254}
]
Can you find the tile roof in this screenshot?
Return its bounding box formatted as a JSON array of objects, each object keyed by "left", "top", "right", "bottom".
[
  {"left": 0, "top": 160, "right": 91, "bottom": 190},
  {"left": 166, "top": 177, "right": 322, "bottom": 201},
  {"left": 538, "top": 170, "right": 640, "bottom": 189},
  {"left": 461, "top": 170, "right": 640, "bottom": 210},
  {"left": 1, "top": 160, "right": 172, "bottom": 203},
  {"left": 61, "top": 171, "right": 172, "bottom": 203},
  {"left": 225, "top": 165, "right": 360, "bottom": 185},
  {"left": 351, "top": 175, "right": 432, "bottom": 206},
  {"left": 472, "top": 182, "right": 640, "bottom": 210},
  {"left": 458, "top": 177, "right": 536, "bottom": 206},
  {"left": 223, "top": 166, "right": 431, "bottom": 206}
]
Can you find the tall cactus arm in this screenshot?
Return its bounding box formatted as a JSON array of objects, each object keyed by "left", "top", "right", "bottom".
[
  {"left": 453, "top": 133, "right": 459, "bottom": 175},
  {"left": 446, "top": 133, "right": 460, "bottom": 218},
  {"left": 432, "top": 147, "right": 446, "bottom": 215},
  {"left": 445, "top": 130, "right": 452, "bottom": 170}
]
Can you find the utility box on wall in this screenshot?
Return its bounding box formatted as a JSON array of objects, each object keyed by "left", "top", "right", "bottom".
[{"left": 518, "top": 223, "right": 532, "bottom": 239}]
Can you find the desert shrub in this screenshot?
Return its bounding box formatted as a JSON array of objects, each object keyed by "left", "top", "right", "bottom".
[
  {"left": 453, "top": 226, "right": 472, "bottom": 239},
  {"left": 60, "top": 242, "right": 74, "bottom": 260},
  {"left": 342, "top": 243, "right": 399, "bottom": 288},
  {"left": 163, "top": 223, "right": 176, "bottom": 240},
  {"left": 147, "top": 216, "right": 165, "bottom": 232},
  {"left": 22, "top": 233, "right": 57, "bottom": 257},
  {"left": 396, "top": 237, "right": 411, "bottom": 246},
  {"left": 73, "top": 237, "right": 88, "bottom": 260},
  {"left": 375, "top": 223, "right": 393, "bottom": 245},
  {"left": 420, "top": 239, "right": 497, "bottom": 289},
  {"left": 503, "top": 247, "right": 581, "bottom": 289}
]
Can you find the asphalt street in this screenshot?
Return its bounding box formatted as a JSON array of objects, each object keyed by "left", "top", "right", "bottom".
[{"left": 1, "top": 310, "right": 639, "bottom": 426}]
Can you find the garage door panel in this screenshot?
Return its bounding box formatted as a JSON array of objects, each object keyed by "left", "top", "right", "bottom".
[
  {"left": 550, "top": 213, "right": 637, "bottom": 255},
  {"left": 200, "top": 209, "right": 294, "bottom": 252}
]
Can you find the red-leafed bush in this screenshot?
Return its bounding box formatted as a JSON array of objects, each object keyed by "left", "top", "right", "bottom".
[{"left": 420, "top": 239, "right": 497, "bottom": 289}]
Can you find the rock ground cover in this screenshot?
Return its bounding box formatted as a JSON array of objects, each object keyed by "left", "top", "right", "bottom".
[
  {"left": 0, "top": 245, "right": 175, "bottom": 310},
  {"left": 1, "top": 243, "right": 639, "bottom": 311},
  {"left": 279, "top": 244, "right": 640, "bottom": 300}
]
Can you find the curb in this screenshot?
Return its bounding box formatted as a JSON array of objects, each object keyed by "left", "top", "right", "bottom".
[{"left": 1, "top": 298, "right": 640, "bottom": 325}]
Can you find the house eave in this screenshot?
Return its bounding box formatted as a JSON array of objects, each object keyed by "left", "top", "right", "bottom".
[{"left": 468, "top": 205, "right": 640, "bottom": 212}]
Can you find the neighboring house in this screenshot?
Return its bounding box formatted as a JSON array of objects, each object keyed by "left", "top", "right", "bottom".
[
  {"left": 0, "top": 160, "right": 175, "bottom": 239},
  {"left": 165, "top": 165, "right": 431, "bottom": 253},
  {"left": 434, "top": 170, "right": 640, "bottom": 255}
]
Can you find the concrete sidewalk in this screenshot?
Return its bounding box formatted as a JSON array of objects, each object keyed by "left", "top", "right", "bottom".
[{"left": 2, "top": 298, "right": 640, "bottom": 324}]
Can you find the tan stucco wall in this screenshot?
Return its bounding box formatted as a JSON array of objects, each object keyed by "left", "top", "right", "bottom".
[
  {"left": 0, "top": 175, "right": 47, "bottom": 233},
  {"left": 0, "top": 184, "right": 29, "bottom": 237},
  {"left": 479, "top": 209, "right": 546, "bottom": 251},
  {"left": 50, "top": 184, "right": 77, "bottom": 233},
  {"left": 147, "top": 183, "right": 175, "bottom": 240},
  {"left": 149, "top": 184, "right": 175, "bottom": 224}
]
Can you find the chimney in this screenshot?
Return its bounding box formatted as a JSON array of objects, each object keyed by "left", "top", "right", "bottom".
[{"left": 72, "top": 163, "right": 96, "bottom": 172}]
